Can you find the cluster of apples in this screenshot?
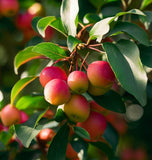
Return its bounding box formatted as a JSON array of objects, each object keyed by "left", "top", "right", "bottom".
[
  {"left": 0, "top": 0, "right": 54, "bottom": 42},
  {"left": 40, "top": 60, "right": 116, "bottom": 141}
]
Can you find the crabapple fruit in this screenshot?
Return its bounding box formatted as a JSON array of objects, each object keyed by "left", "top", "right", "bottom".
[
  {"left": 87, "top": 61, "right": 115, "bottom": 88},
  {"left": 0, "top": 0, "right": 19, "bottom": 17},
  {"left": 40, "top": 66, "right": 67, "bottom": 87},
  {"left": 67, "top": 71, "right": 89, "bottom": 94},
  {"left": 44, "top": 79, "right": 71, "bottom": 105},
  {"left": 37, "top": 128, "right": 55, "bottom": 144},
  {"left": 64, "top": 94, "right": 90, "bottom": 122},
  {"left": 20, "top": 111, "right": 29, "bottom": 124},
  {"left": 77, "top": 111, "right": 107, "bottom": 141},
  {"left": 0, "top": 104, "right": 21, "bottom": 126}
]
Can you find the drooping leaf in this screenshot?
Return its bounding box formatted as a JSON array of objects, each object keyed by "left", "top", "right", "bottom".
[
  {"left": 47, "top": 123, "right": 70, "bottom": 160},
  {"left": 15, "top": 110, "right": 46, "bottom": 148},
  {"left": 37, "top": 16, "right": 56, "bottom": 37},
  {"left": 139, "top": 45, "right": 152, "bottom": 68},
  {"left": 140, "top": 11, "right": 152, "bottom": 29},
  {"left": 73, "top": 126, "right": 90, "bottom": 140},
  {"left": 60, "top": 0, "right": 79, "bottom": 36},
  {"left": 103, "top": 41, "right": 147, "bottom": 106},
  {"left": 108, "top": 21, "right": 150, "bottom": 46},
  {"left": 49, "top": 17, "right": 67, "bottom": 37},
  {"left": 11, "top": 76, "right": 38, "bottom": 106},
  {"left": 90, "top": 141, "right": 114, "bottom": 160},
  {"left": 67, "top": 35, "right": 81, "bottom": 52},
  {"left": 31, "top": 16, "right": 42, "bottom": 33},
  {"left": 89, "top": 90, "right": 126, "bottom": 113},
  {"left": 14, "top": 46, "right": 45, "bottom": 74},
  {"left": 71, "top": 136, "right": 88, "bottom": 160},
  {"left": 89, "top": 17, "right": 114, "bottom": 42},
  {"left": 140, "top": 0, "right": 152, "bottom": 10},
  {"left": 103, "top": 123, "right": 119, "bottom": 151},
  {"left": 32, "top": 42, "right": 67, "bottom": 60}
]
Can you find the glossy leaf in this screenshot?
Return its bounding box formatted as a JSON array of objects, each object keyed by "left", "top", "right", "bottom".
[
  {"left": 32, "top": 42, "right": 67, "bottom": 60},
  {"left": 67, "top": 35, "right": 81, "bottom": 52},
  {"left": 37, "top": 16, "right": 56, "bottom": 37},
  {"left": 89, "top": 17, "right": 113, "bottom": 42},
  {"left": 49, "top": 17, "right": 67, "bottom": 37},
  {"left": 90, "top": 141, "right": 114, "bottom": 160},
  {"left": 89, "top": 90, "right": 126, "bottom": 113},
  {"left": 16, "top": 95, "right": 48, "bottom": 114},
  {"left": 140, "top": 0, "right": 152, "bottom": 10},
  {"left": 60, "top": 0, "right": 79, "bottom": 36},
  {"left": 73, "top": 126, "right": 90, "bottom": 140},
  {"left": 139, "top": 45, "right": 152, "bottom": 68},
  {"left": 31, "top": 16, "right": 42, "bottom": 33},
  {"left": 103, "top": 123, "right": 119, "bottom": 151},
  {"left": 83, "top": 13, "right": 101, "bottom": 24},
  {"left": 71, "top": 136, "right": 88, "bottom": 160},
  {"left": 11, "top": 76, "right": 38, "bottom": 106},
  {"left": 108, "top": 22, "right": 150, "bottom": 46},
  {"left": 54, "top": 108, "right": 67, "bottom": 122},
  {"left": 47, "top": 123, "right": 70, "bottom": 160},
  {"left": 103, "top": 41, "right": 147, "bottom": 106},
  {"left": 14, "top": 46, "right": 45, "bottom": 74}
]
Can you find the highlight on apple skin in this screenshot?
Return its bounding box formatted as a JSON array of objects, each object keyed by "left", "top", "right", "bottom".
[
  {"left": 0, "top": 104, "right": 21, "bottom": 126},
  {"left": 39, "top": 66, "right": 67, "bottom": 87},
  {"left": 64, "top": 94, "right": 90, "bottom": 123},
  {"left": 67, "top": 71, "right": 89, "bottom": 94},
  {"left": 44, "top": 79, "right": 71, "bottom": 106},
  {"left": 77, "top": 110, "right": 107, "bottom": 141}
]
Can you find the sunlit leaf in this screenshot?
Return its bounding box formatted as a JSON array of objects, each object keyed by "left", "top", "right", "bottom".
[
  {"left": 103, "top": 40, "right": 147, "bottom": 106},
  {"left": 60, "top": 0, "right": 79, "bottom": 36},
  {"left": 140, "top": 0, "right": 152, "bottom": 10},
  {"left": 11, "top": 76, "right": 38, "bottom": 106}
]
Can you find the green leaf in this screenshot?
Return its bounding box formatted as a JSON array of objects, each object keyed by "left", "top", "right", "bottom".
[
  {"left": 89, "top": 17, "right": 114, "bottom": 42},
  {"left": 11, "top": 76, "right": 38, "bottom": 106},
  {"left": 47, "top": 123, "right": 70, "bottom": 160},
  {"left": 54, "top": 107, "right": 67, "bottom": 122},
  {"left": 16, "top": 95, "right": 49, "bottom": 114},
  {"left": 90, "top": 141, "right": 114, "bottom": 160},
  {"left": 103, "top": 123, "right": 119, "bottom": 151},
  {"left": 71, "top": 136, "right": 88, "bottom": 160},
  {"left": 15, "top": 111, "right": 46, "bottom": 148},
  {"left": 49, "top": 17, "right": 67, "bottom": 37},
  {"left": 83, "top": 13, "right": 101, "bottom": 24},
  {"left": 139, "top": 45, "right": 152, "bottom": 68},
  {"left": 37, "top": 16, "right": 56, "bottom": 37},
  {"left": 67, "top": 35, "right": 81, "bottom": 52},
  {"left": 14, "top": 46, "right": 45, "bottom": 74},
  {"left": 108, "top": 21, "right": 150, "bottom": 46},
  {"left": 32, "top": 42, "right": 67, "bottom": 60},
  {"left": 73, "top": 126, "right": 90, "bottom": 140},
  {"left": 140, "top": 0, "right": 152, "bottom": 10},
  {"left": 0, "top": 131, "right": 13, "bottom": 145},
  {"left": 15, "top": 125, "right": 41, "bottom": 148},
  {"left": 31, "top": 16, "right": 42, "bottom": 33},
  {"left": 89, "top": 90, "right": 126, "bottom": 113},
  {"left": 0, "top": 141, "right": 5, "bottom": 150},
  {"left": 60, "top": 0, "right": 79, "bottom": 36},
  {"left": 103, "top": 41, "right": 147, "bottom": 106}
]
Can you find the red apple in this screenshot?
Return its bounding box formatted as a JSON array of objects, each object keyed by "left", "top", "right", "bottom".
[
  {"left": 0, "top": 0, "right": 19, "bottom": 17},
  {"left": 0, "top": 104, "right": 21, "bottom": 126},
  {"left": 77, "top": 111, "right": 107, "bottom": 141},
  {"left": 20, "top": 111, "right": 29, "bottom": 124},
  {"left": 44, "top": 79, "right": 71, "bottom": 105},
  {"left": 66, "top": 143, "right": 79, "bottom": 160},
  {"left": 67, "top": 71, "right": 89, "bottom": 94},
  {"left": 64, "top": 94, "right": 90, "bottom": 122},
  {"left": 43, "top": 26, "right": 54, "bottom": 41},
  {"left": 39, "top": 66, "right": 67, "bottom": 87},
  {"left": 87, "top": 61, "right": 115, "bottom": 88}
]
